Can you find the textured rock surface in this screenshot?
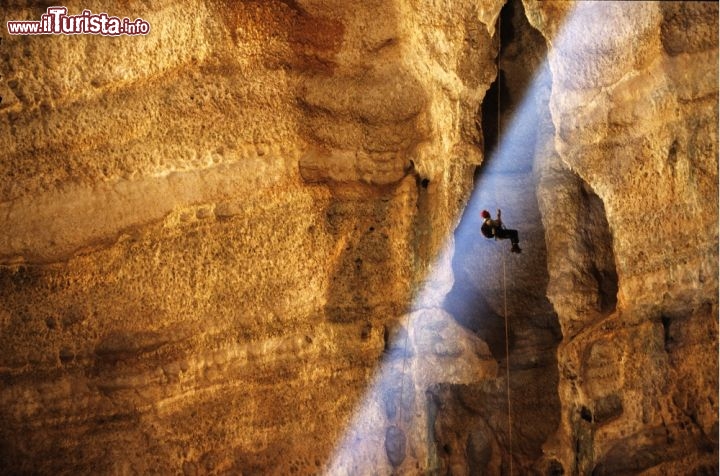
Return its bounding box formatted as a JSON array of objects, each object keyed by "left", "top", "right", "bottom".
[
  {"left": 527, "top": 1, "right": 719, "bottom": 474},
  {"left": 0, "top": 0, "right": 717, "bottom": 475},
  {"left": 0, "top": 0, "right": 495, "bottom": 474},
  {"left": 437, "top": 1, "right": 563, "bottom": 473}
]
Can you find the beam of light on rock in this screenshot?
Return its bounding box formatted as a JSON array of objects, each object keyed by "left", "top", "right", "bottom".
[{"left": 323, "top": 2, "right": 603, "bottom": 473}]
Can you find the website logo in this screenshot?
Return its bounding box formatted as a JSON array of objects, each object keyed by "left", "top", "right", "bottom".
[{"left": 7, "top": 6, "right": 150, "bottom": 36}]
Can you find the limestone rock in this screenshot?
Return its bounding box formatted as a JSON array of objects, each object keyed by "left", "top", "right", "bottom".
[
  {"left": 526, "top": 1, "right": 718, "bottom": 474},
  {"left": 0, "top": 0, "right": 717, "bottom": 474}
]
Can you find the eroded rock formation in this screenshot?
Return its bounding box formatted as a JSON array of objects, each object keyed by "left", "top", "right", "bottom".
[
  {"left": 527, "top": 2, "right": 719, "bottom": 474},
  {"left": 0, "top": 1, "right": 717, "bottom": 474}
]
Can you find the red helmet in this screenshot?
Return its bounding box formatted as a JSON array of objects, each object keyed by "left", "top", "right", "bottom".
[{"left": 481, "top": 210, "right": 490, "bottom": 218}]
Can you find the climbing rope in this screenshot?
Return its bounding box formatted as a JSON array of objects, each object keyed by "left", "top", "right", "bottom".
[
  {"left": 398, "top": 311, "right": 411, "bottom": 424},
  {"left": 386, "top": 299, "right": 412, "bottom": 469},
  {"left": 498, "top": 16, "right": 514, "bottom": 476},
  {"left": 502, "top": 250, "right": 514, "bottom": 476}
]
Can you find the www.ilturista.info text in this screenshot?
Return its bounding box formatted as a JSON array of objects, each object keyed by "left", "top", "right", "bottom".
[{"left": 7, "top": 7, "right": 150, "bottom": 36}]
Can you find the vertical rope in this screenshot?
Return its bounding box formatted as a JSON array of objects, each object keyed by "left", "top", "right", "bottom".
[
  {"left": 502, "top": 252, "right": 513, "bottom": 476},
  {"left": 398, "top": 313, "right": 411, "bottom": 425},
  {"left": 498, "top": 15, "right": 513, "bottom": 475},
  {"left": 497, "top": 15, "right": 501, "bottom": 163},
  {"left": 389, "top": 302, "right": 412, "bottom": 469}
]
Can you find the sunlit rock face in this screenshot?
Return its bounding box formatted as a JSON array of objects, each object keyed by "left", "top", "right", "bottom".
[
  {"left": 0, "top": 1, "right": 717, "bottom": 475},
  {"left": 438, "top": 1, "right": 563, "bottom": 473},
  {"left": 0, "top": 0, "right": 497, "bottom": 474},
  {"left": 527, "top": 1, "right": 719, "bottom": 474}
]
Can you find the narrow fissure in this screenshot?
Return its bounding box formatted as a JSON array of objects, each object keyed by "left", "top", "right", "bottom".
[
  {"left": 580, "top": 181, "right": 619, "bottom": 315},
  {"left": 437, "top": 0, "right": 562, "bottom": 473}
]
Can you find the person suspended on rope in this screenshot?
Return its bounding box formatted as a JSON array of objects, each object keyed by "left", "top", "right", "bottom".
[{"left": 480, "top": 209, "right": 522, "bottom": 253}]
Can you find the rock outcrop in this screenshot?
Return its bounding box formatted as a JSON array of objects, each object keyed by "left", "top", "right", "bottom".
[
  {"left": 0, "top": 0, "right": 497, "bottom": 473},
  {"left": 0, "top": 0, "right": 717, "bottom": 474},
  {"left": 527, "top": 1, "right": 719, "bottom": 474}
]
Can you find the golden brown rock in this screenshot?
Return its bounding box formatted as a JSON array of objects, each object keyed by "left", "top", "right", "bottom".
[
  {"left": 527, "top": 1, "right": 718, "bottom": 474},
  {"left": 0, "top": 0, "right": 717, "bottom": 474}
]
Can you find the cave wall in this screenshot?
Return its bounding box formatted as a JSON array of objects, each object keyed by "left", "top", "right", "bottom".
[
  {"left": 0, "top": 0, "right": 504, "bottom": 474},
  {"left": 0, "top": 0, "right": 717, "bottom": 475},
  {"left": 437, "top": 1, "right": 563, "bottom": 473},
  {"left": 527, "top": 1, "right": 719, "bottom": 474}
]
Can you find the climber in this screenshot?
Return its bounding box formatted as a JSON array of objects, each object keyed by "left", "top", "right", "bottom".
[{"left": 481, "top": 209, "right": 522, "bottom": 253}]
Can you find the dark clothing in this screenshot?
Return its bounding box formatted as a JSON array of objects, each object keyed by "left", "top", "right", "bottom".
[
  {"left": 482, "top": 212, "right": 521, "bottom": 253},
  {"left": 482, "top": 218, "right": 520, "bottom": 245},
  {"left": 495, "top": 227, "right": 519, "bottom": 245}
]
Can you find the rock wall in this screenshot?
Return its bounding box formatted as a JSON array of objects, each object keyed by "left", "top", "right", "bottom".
[
  {"left": 527, "top": 1, "right": 719, "bottom": 474},
  {"left": 0, "top": 0, "right": 717, "bottom": 475},
  {"left": 0, "top": 0, "right": 500, "bottom": 474},
  {"left": 438, "top": 1, "right": 563, "bottom": 473}
]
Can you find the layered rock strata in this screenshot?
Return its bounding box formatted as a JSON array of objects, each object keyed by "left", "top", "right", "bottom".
[
  {"left": 0, "top": 0, "right": 717, "bottom": 475},
  {"left": 0, "top": 0, "right": 501, "bottom": 474}
]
